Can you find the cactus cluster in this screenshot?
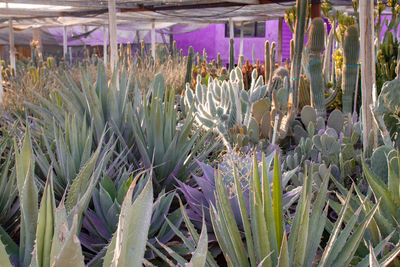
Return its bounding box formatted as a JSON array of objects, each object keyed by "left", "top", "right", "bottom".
[
  {"left": 184, "top": 66, "right": 292, "bottom": 149},
  {"left": 287, "top": 105, "right": 362, "bottom": 184}
]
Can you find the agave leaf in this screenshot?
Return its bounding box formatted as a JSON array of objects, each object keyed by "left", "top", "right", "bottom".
[
  {"left": 233, "top": 165, "right": 256, "bottom": 267},
  {"left": 362, "top": 160, "right": 399, "bottom": 224},
  {"left": 214, "top": 169, "right": 250, "bottom": 266},
  {"left": 261, "top": 153, "right": 278, "bottom": 265},
  {"left": 272, "top": 152, "right": 283, "bottom": 252},
  {"left": 356, "top": 231, "right": 395, "bottom": 267},
  {"left": 186, "top": 219, "right": 208, "bottom": 267},
  {"left": 32, "top": 172, "right": 56, "bottom": 267},
  {"left": 380, "top": 241, "right": 400, "bottom": 266},
  {"left": 49, "top": 199, "right": 68, "bottom": 265},
  {"left": 292, "top": 168, "right": 311, "bottom": 267},
  {"left": 303, "top": 170, "right": 330, "bottom": 267},
  {"left": 0, "top": 239, "right": 12, "bottom": 267},
  {"left": 15, "top": 129, "right": 38, "bottom": 267},
  {"left": 108, "top": 175, "right": 153, "bottom": 267},
  {"left": 369, "top": 243, "right": 380, "bottom": 267},
  {"left": 336, "top": 199, "right": 381, "bottom": 267},
  {"left": 65, "top": 133, "right": 104, "bottom": 212},
  {"left": 277, "top": 232, "right": 289, "bottom": 267},
  {"left": 51, "top": 214, "right": 85, "bottom": 267},
  {"left": 251, "top": 156, "right": 272, "bottom": 266},
  {"left": 318, "top": 184, "right": 354, "bottom": 267},
  {"left": 175, "top": 198, "right": 218, "bottom": 267}
]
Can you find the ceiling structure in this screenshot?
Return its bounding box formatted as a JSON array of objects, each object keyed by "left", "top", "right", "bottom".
[
  {"left": 0, "top": 0, "right": 356, "bottom": 28},
  {"left": 0, "top": 0, "right": 356, "bottom": 46}
]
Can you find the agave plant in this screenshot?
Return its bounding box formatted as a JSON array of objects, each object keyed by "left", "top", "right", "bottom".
[
  {"left": 130, "top": 73, "right": 219, "bottom": 191},
  {"left": 177, "top": 150, "right": 300, "bottom": 230},
  {"left": 328, "top": 148, "right": 400, "bottom": 265},
  {"left": 81, "top": 170, "right": 182, "bottom": 266},
  {"left": 208, "top": 152, "right": 400, "bottom": 266},
  {"left": 0, "top": 128, "right": 154, "bottom": 266}
]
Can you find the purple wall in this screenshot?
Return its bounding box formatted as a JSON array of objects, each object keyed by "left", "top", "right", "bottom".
[{"left": 174, "top": 20, "right": 293, "bottom": 66}]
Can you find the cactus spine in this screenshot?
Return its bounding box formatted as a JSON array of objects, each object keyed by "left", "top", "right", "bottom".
[
  {"left": 229, "top": 38, "right": 235, "bottom": 72},
  {"left": 290, "top": 0, "right": 308, "bottom": 110},
  {"left": 185, "top": 46, "right": 194, "bottom": 85},
  {"left": 265, "top": 41, "right": 270, "bottom": 85},
  {"left": 341, "top": 25, "right": 360, "bottom": 114},
  {"left": 307, "top": 18, "right": 326, "bottom": 118}
]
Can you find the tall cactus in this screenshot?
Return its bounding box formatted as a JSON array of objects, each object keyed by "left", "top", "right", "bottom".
[
  {"left": 290, "top": 0, "right": 308, "bottom": 111},
  {"left": 229, "top": 38, "right": 235, "bottom": 72},
  {"left": 185, "top": 46, "right": 194, "bottom": 85},
  {"left": 265, "top": 41, "right": 270, "bottom": 85},
  {"left": 307, "top": 18, "right": 326, "bottom": 118},
  {"left": 341, "top": 25, "right": 360, "bottom": 114}
]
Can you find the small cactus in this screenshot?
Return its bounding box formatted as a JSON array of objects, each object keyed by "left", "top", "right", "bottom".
[
  {"left": 185, "top": 46, "right": 194, "bottom": 85},
  {"left": 229, "top": 38, "right": 235, "bottom": 72}
]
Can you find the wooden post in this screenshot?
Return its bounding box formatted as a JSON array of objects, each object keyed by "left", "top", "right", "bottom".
[
  {"left": 63, "top": 26, "right": 68, "bottom": 58},
  {"left": 32, "top": 28, "right": 42, "bottom": 53},
  {"left": 103, "top": 25, "right": 108, "bottom": 66},
  {"left": 239, "top": 22, "right": 244, "bottom": 56},
  {"left": 108, "top": 0, "right": 118, "bottom": 71},
  {"left": 0, "top": 64, "right": 3, "bottom": 105},
  {"left": 311, "top": 0, "right": 321, "bottom": 18},
  {"left": 151, "top": 20, "right": 156, "bottom": 61},
  {"left": 359, "top": 0, "right": 377, "bottom": 148},
  {"left": 229, "top": 18, "right": 234, "bottom": 39},
  {"left": 8, "top": 19, "right": 15, "bottom": 71},
  {"left": 69, "top": 47, "right": 72, "bottom": 64},
  {"left": 278, "top": 18, "right": 283, "bottom": 65}
]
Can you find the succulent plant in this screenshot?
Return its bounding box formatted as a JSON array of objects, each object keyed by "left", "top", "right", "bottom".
[
  {"left": 371, "top": 79, "right": 400, "bottom": 148},
  {"left": 307, "top": 18, "right": 326, "bottom": 118},
  {"left": 341, "top": 25, "right": 360, "bottom": 115},
  {"left": 177, "top": 151, "right": 300, "bottom": 232},
  {"left": 290, "top": 0, "right": 308, "bottom": 110},
  {"left": 229, "top": 38, "right": 235, "bottom": 72},
  {"left": 81, "top": 171, "right": 182, "bottom": 266},
  {"left": 185, "top": 46, "right": 194, "bottom": 85},
  {"left": 288, "top": 106, "right": 362, "bottom": 184}
]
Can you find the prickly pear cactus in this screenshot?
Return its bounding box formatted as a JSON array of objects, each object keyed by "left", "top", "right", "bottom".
[{"left": 374, "top": 79, "right": 400, "bottom": 148}]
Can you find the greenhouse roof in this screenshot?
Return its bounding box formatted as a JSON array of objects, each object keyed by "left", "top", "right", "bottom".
[{"left": 1, "top": 0, "right": 355, "bottom": 28}]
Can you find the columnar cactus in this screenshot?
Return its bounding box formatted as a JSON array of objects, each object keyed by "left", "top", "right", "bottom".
[
  {"left": 341, "top": 25, "right": 360, "bottom": 114},
  {"left": 217, "top": 52, "right": 223, "bottom": 68},
  {"left": 229, "top": 38, "right": 235, "bottom": 72},
  {"left": 264, "top": 41, "right": 270, "bottom": 85},
  {"left": 290, "top": 0, "right": 308, "bottom": 110},
  {"left": 269, "top": 42, "right": 276, "bottom": 84},
  {"left": 307, "top": 18, "right": 326, "bottom": 118},
  {"left": 185, "top": 46, "right": 194, "bottom": 85}
]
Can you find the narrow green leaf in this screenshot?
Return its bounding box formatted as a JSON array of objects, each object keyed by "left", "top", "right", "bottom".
[
  {"left": 110, "top": 175, "right": 153, "bottom": 267},
  {"left": 187, "top": 219, "right": 208, "bottom": 267},
  {"left": 277, "top": 233, "right": 289, "bottom": 267},
  {"left": 272, "top": 152, "right": 283, "bottom": 251},
  {"left": 0, "top": 239, "right": 12, "bottom": 267},
  {"left": 369, "top": 243, "right": 380, "bottom": 267}
]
